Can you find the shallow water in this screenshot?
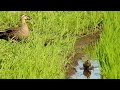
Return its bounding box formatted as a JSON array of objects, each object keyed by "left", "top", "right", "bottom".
[{"left": 69, "top": 60, "right": 100, "bottom": 79}]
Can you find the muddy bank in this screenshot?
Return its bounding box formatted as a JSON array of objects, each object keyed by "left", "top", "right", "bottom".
[
  {"left": 64, "top": 21, "right": 103, "bottom": 78},
  {"left": 65, "top": 30, "right": 102, "bottom": 79}
]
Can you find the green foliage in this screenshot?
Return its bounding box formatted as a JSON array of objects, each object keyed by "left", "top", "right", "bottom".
[
  {"left": 96, "top": 11, "right": 120, "bottom": 79},
  {"left": 0, "top": 11, "right": 105, "bottom": 79}
]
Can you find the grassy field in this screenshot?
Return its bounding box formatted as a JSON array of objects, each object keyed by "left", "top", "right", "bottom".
[
  {"left": 96, "top": 12, "right": 120, "bottom": 79},
  {"left": 0, "top": 11, "right": 119, "bottom": 79}
]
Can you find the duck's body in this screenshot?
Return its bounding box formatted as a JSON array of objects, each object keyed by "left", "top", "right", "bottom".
[
  {"left": 0, "top": 14, "right": 30, "bottom": 41},
  {"left": 83, "top": 60, "right": 92, "bottom": 78},
  {"left": 83, "top": 60, "right": 91, "bottom": 70}
]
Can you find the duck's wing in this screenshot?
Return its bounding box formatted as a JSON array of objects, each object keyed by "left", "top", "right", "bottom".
[
  {"left": 5, "top": 27, "right": 21, "bottom": 33},
  {"left": 0, "top": 31, "right": 8, "bottom": 39},
  {"left": 0, "top": 31, "right": 6, "bottom": 35},
  {"left": 4, "top": 27, "right": 19, "bottom": 38},
  {"left": 5, "top": 26, "right": 20, "bottom": 31}
]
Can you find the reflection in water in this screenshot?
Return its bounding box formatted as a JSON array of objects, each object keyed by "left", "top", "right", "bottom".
[
  {"left": 69, "top": 60, "right": 100, "bottom": 79},
  {"left": 83, "top": 69, "right": 91, "bottom": 79}
]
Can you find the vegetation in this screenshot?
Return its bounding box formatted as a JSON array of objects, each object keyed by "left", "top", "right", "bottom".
[
  {"left": 0, "top": 11, "right": 119, "bottom": 79},
  {"left": 96, "top": 12, "right": 120, "bottom": 79}
]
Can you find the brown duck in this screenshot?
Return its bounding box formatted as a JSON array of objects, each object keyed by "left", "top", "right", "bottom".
[
  {"left": 83, "top": 60, "right": 91, "bottom": 70},
  {"left": 0, "top": 14, "right": 31, "bottom": 41},
  {"left": 83, "top": 60, "right": 92, "bottom": 78}
]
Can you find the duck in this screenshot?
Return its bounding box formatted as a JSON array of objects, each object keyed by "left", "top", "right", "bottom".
[
  {"left": 83, "top": 60, "right": 91, "bottom": 70},
  {"left": 83, "top": 60, "right": 91, "bottom": 78},
  {"left": 0, "top": 14, "right": 31, "bottom": 41}
]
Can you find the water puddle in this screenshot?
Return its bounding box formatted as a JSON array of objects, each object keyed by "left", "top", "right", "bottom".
[{"left": 69, "top": 60, "right": 100, "bottom": 79}]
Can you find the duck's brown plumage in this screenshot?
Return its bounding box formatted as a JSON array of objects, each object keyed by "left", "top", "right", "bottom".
[
  {"left": 0, "top": 14, "right": 30, "bottom": 41},
  {"left": 83, "top": 60, "right": 92, "bottom": 78},
  {"left": 83, "top": 60, "right": 91, "bottom": 69}
]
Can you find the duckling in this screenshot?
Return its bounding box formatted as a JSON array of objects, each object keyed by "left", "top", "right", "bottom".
[
  {"left": 83, "top": 60, "right": 92, "bottom": 78},
  {"left": 83, "top": 60, "right": 91, "bottom": 70},
  {"left": 0, "top": 14, "right": 31, "bottom": 41}
]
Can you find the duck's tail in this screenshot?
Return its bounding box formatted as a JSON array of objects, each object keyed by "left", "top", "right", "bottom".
[{"left": 0, "top": 31, "right": 7, "bottom": 39}]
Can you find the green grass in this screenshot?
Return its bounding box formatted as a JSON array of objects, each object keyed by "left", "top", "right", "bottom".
[
  {"left": 95, "top": 11, "right": 120, "bottom": 79},
  {"left": 0, "top": 11, "right": 113, "bottom": 79}
]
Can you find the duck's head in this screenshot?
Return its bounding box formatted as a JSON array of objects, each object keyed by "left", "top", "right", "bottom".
[{"left": 21, "top": 14, "right": 31, "bottom": 20}]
